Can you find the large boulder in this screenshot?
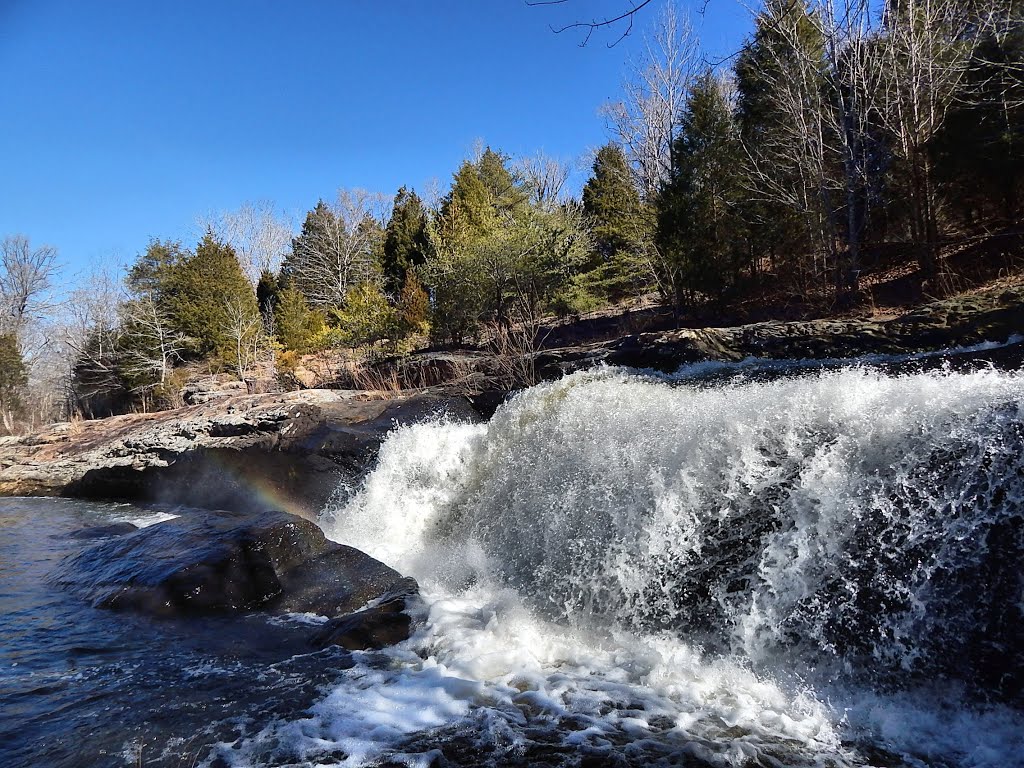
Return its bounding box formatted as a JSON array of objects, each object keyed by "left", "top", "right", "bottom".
[{"left": 54, "top": 509, "right": 419, "bottom": 649}]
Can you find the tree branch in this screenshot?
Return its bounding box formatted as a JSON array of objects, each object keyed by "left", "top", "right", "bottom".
[{"left": 526, "top": 0, "right": 656, "bottom": 47}]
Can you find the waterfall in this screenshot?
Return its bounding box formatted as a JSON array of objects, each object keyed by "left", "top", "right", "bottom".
[{"left": 304, "top": 365, "right": 1024, "bottom": 767}]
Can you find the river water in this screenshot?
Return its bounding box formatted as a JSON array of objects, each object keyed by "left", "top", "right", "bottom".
[{"left": 2, "top": 356, "right": 1023, "bottom": 767}]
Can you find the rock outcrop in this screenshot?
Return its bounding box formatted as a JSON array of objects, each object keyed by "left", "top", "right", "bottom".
[
  {"left": 309, "top": 577, "right": 420, "bottom": 651},
  {"left": 55, "top": 509, "right": 419, "bottom": 650},
  {"left": 535, "top": 285, "right": 1024, "bottom": 376},
  {"left": 361, "top": 284, "right": 1024, "bottom": 389},
  {"left": 0, "top": 390, "right": 478, "bottom": 516}
]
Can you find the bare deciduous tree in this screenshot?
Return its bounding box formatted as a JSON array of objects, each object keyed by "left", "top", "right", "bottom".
[
  {"left": 601, "top": 3, "right": 702, "bottom": 199},
  {"left": 515, "top": 151, "right": 572, "bottom": 210},
  {"left": 527, "top": 0, "right": 657, "bottom": 46},
  {"left": 53, "top": 264, "right": 126, "bottom": 416},
  {"left": 199, "top": 200, "right": 294, "bottom": 285},
  {"left": 739, "top": 0, "right": 834, "bottom": 294},
  {"left": 0, "top": 235, "right": 59, "bottom": 337},
  {"left": 875, "top": 0, "right": 978, "bottom": 276},
  {"left": 222, "top": 297, "right": 265, "bottom": 381},
  {"left": 286, "top": 188, "right": 387, "bottom": 309},
  {"left": 741, "top": 0, "right": 887, "bottom": 297},
  {"left": 121, "top": 297, "right": 187, "bottom": 394}
]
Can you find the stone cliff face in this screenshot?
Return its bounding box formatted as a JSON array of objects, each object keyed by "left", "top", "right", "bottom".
[{"left": 0, "top": 390, "right": 478, "bottom": 517}]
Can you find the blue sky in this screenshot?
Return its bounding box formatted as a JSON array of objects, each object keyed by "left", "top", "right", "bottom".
[{"left": 0, "top": 0, "right": 751, "bottom": 282}]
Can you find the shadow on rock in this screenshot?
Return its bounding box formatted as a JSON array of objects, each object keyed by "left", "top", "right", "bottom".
[{"left": 54, "top": 509, "right": 419, "bottom": 651}]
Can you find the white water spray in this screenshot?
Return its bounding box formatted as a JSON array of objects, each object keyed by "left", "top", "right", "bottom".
[{"left": 226, "top": 366, "right": 1024, "bottom": 767}]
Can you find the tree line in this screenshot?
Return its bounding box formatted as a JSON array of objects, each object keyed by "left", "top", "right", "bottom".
[{"left": 1, "top": 0, "right": 1021, "bottom": 427}]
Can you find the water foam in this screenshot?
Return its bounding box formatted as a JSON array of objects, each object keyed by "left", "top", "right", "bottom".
[{"left": 221, "top": 366, "right": 1024, "bottom": 767}]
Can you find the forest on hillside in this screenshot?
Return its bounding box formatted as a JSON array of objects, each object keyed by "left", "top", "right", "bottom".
[{"left": 1, "top": 0, "right": 1022, "bottom": 429}]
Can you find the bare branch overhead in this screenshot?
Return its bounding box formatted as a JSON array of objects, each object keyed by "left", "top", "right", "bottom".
[{"left": 526, "top": 0, "right": 657, "bottom": 46}]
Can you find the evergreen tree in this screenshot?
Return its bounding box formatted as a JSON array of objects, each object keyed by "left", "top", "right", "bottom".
[
  {"left": 273, "top": 285, "right": 327, "bottom": 354},
  {"left": 396, "top": 269, "right": 430, "bottom": 336},
  {"left": 333, "top": 282, "right": 396, "bottom": 349},
  {"left": 382, "top": 187, "right": 430, "bottom": 297},
  {"left": 0, "top": 332, "right": 27, "bottom": 432},
  {"left": 165, "top": 231, "right": 259, "bottom": 362},
  {"left": 934, "top": 10, "right": 1024, "bottom": 224},
  {"left": 436, "top": 148, "right": 531, "bottom": 243},
  {"left": 584, "top": 144, "right": 643, "bottom": 258},
  {"left": 511, "top": 200, "right": 592, "bottom": 318},
  {"left": 658, "top": 72, "right": 747, "bottom": 306},
  {"left": 126, "top": 239, "right": 187, "bottom": 299},
  {"left": 427, "top": 147, "right": 591, "bottom": 339},
  {"left": 256, "top": 269, "right": 281, "bottom": 332},
  {"left": 428, "top": 148, "right": 528, "bottom": 342},
  {"left": 581, "top": 143, "right": 652, "bottom": 300}
]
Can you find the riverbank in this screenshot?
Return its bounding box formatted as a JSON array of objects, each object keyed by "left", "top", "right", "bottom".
[
  {"left": 2, "top": 282, "right": 1022, "bottom": 509},
  {"left": 0, "top": 390, "right": 481, "bottom": 516},
  {"left": 367, "top": 281, "right": 1024, "bottom": 389}
]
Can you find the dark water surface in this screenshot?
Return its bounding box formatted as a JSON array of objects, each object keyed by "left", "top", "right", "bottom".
[{"left": 0, "top": 498, "right": 351, "bottom": 768}]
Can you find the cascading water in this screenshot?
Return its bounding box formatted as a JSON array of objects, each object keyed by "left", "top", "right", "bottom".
[{"left": 223, "top": 364, "right": 1024, "bottom": 767}]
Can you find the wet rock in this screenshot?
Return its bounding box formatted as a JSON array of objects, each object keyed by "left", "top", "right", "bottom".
[
  {"left": 0, "top": 389, "right": 478, "bottom": 516},
  {"left": 54, "top": 509, "right": 417, "bottom": 634},
  {"left": 310, "top": 577, "right": 420, "bottom": 651},
  {"left": 67, "top": 522, "right": 138, "bottom": 540}
]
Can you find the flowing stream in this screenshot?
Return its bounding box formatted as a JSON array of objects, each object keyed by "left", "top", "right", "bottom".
[{"left": 3, "top": 359, "right": 1023, "bottom": 767}]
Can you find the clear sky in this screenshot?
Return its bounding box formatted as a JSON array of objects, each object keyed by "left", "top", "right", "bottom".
[{"left": 0, "top": 0, "right": 751, "bottom": 282}]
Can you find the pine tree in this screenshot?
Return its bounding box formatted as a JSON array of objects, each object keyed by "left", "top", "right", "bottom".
[
  {"left": 273, "top": 285, "right": 326, "bottom": 354},
  {"left": 333, "top": 282, "right": 396, "bottom": 349},
  {"left": 165, "top": 231, "right": 259, "bottom": 362},
  {"left": 584, "top": 144, "right": 643, "bottom": 258},
  {"left": 428, "top": 149, "right": 526, "bottom": 342},
  {"left": 0, "top": 332, "right": 27, "bottom": 432},
  {"left": 396, "top": 270, "right": 430, "bottom": 337},
  {"left": 934, "top": 10, "right": 1024, "bottom": 224},
  {"left": 256, "top": 269, "right": 281, "bottom": 332},
  {"left": 382, "top": 187, "right": 430, "bottom": 297},
  {"left": 581, "top": 143, "right": 652, "bottom": 300},
  {"left": 126, "top": 239, "right": 187, "bottom": 299},
  {"left": 658, "top": 72, "right": 747, "bottom": 306}
]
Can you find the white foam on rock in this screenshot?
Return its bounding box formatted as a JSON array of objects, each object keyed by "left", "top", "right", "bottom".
[
  {"left": 216, "top": 366, "right": 1024, "bottom": 767},
  {"left": 117, "top": 510, "right": 179, "bottom": 528}
]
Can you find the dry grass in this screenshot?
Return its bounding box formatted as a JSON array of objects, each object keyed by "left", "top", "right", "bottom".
[
  {"left": 66, "top": 411, "right": 86, "bottom": 437},
  {"left": 350, "top": 362, "right": 404, "bottom": 397},
  {"left": 485, "top": 320, "right": 541, "bottom": 389}
]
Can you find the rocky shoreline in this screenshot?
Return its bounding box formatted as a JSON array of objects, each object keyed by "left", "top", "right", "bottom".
[
  {"left": 377, "top": 283, "right": 1024, "bottom": 387},
  {"left": 0, "top": 389, "right": 481, "bottom": 515},
  {"left": 2, "top": 284, "right": 1022, "bottom": 510}
]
